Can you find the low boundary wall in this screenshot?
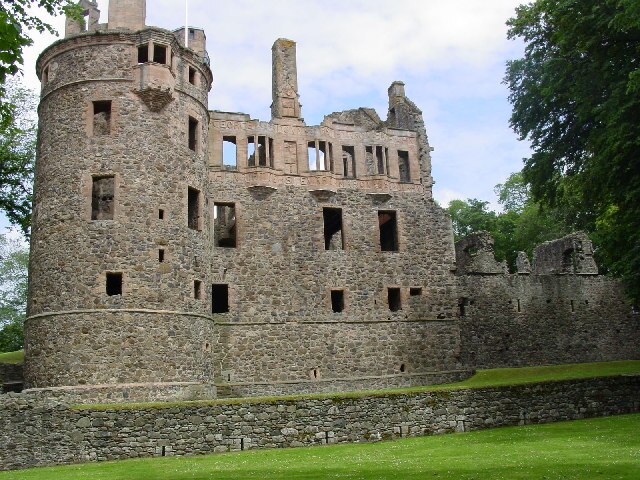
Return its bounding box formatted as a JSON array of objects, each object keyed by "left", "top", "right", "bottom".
[{"left": 1, "top": 374, "right": 639, "bottom": 471}]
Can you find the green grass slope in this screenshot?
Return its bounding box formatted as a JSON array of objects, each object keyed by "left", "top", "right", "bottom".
[
  {"left": 0, "top": 350, "right": 23, "bottom": 364},
  {"left": 2, "top": 414, "right": 638, "bottom": 479}
]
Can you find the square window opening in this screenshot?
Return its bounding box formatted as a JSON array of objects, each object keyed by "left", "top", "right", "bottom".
[
  {"left": 410, "top": 287, "right": 422, "bottom": 296},
  {"left": 91, "top": 175, "right": 115, "bottom": 220},
  {"left": 137, "top": 44, "right": 149, "bottom": 63},
  {"left": 222, "top": 136, "right": 237, "bottom": 168},
  {"left": 106, "top": 272, "right": 122, "bottom": 296},
  {"left": 214, "top": 202, "right": 236, "bottom": 248},
  {"left": 388, "top": 287, "right": 401, "bottom": 312},
  {"left": 378, "top": 211, "right": 398, "bottom": 251},
  {"left": 187, "top": 187, "right": 201, "bottom": 230},
  {"left": 92, "top": 100, "right": 112, "bottom": 136},
  {"left": 331, "top": 290, "right": 345, "bottom": 313},
  {"left": 188, "top": 116, "right": 198, "bottom": 151},
  {"left": 212, "top": 284, "right": 229, "bottom": 313},
  {"left": 194, "top": 280, "right": 202, "bottom": 300},
  {"left": 323, "top": 207, "right": 344, "bottom": 250},
  {"left": 153, "top": 44, "right": 167, "bottom": 64}
]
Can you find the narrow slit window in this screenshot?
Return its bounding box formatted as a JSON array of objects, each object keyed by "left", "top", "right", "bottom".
[
  {"left": 188, "top": 116, "right": 198, "bottom": 151},
  {"left": 331, "top": 290, "right": 345, "bottom": 313},
  {"left": 158, "top": 209, "right": 165, "bottom": 220},
  {"left": 91, "top": 175, "right": 115, "bottom": 220},
  {"left": 138, "top": 44, "right": 149, "bottom": 63},
  {"left": 308, "top": 141, "right": 317, "bottom": 170},
  {"left": 342, "top": 146, "right": 356, "bottom": 178},
  {"left": 214, "top": 202, "right": 236, "bottom": 248},
  {"left": 247, "top": 136, "right": 256, "bottom": 166},
  {"left": 43, "top": 66, "right": 49, "bottom": 84},
  {"left": 376, "top": 146, "right": 385, "bottom": 174},
  {"left": 93, "top": 100, "right": 112, "bottom": 136},
  {"left": 378, "top": 211, "right": 398, "bottom": 251},
  {"left": 222, "top": 136, "right": 237, "bottom": 168},
  {"left": 158, "top": 249, "right": 165, "bottom": 263},
  {"left": 257, "top": 136, "right": 267, "bottom": 166},
  {"left": 106, "top": 272, "right": 122, "bottom": 296},
  {"left": 388, "top": 287, "right": 401, "bottom": 312},
  {"left": 268, "top": 137, "right": 274, "bottom": 167},
  {"left": 212, "top": 284, "right": 229, "bottom": 313},
  {"left": 318, "top": 141, "right": 328, "bottom": 170},
  {"left": 398, "top": 150, "right": 410, "bottom": 182},
  {"left": 194, "top": 280, "right": 202, "bottom": 300},
  {"left": 323, "top": 207, "right": 343, "bottom": 250},
  {"left": 188, "top": 66, "right": 196, "bottom": 85},
  {"left": 187, "top": 187, "right": 201, "bottom": 231},
  {"left": 153, "top": 44, "right": 167, "bottom": 64}
]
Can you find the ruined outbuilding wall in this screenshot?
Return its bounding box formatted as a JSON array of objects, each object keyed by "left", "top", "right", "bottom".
[
  {"left": 2, "top": 375, "right": 638, "bottom": 471},
  {"left": 456, "top": 233, "right": 640, "bottom": 368}
]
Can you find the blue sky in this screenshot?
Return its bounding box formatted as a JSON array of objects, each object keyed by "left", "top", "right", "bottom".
[{"left": 3, "top": 0, "right": 532, "bottom": 237}]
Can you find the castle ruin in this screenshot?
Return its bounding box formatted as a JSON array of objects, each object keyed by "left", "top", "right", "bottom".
[{"left": 17, "top": 0, "right": 638, "bottom": 403}]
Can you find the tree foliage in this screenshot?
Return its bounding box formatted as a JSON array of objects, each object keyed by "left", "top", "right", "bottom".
[
  {"left": 505, "top": 0, "right": 640, "bottom": 299},
  {"left": 0, "top": 80, "right": 37, "bottom": 235},
  {"left": 0, "top": 234, "right": 28, "bottom": 352},
  {"left": 447, "top": 173, "right": 569, "bottom": 271},
  {"left": 0, "top": 0, "right": 81, "bottom": 128}
]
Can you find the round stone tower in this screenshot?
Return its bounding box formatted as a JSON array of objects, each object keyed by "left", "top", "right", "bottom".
[{"left": 25, "top": 0, "right": 214, "bottom": 399}]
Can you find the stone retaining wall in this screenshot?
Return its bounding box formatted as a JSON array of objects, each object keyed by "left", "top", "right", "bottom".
[{"left": 1, "top": 374, "right": 638, "bottom": 471}]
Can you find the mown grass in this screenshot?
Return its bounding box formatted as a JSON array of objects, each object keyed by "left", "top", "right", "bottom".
[
  {"left": 75, "top": 360, "right": 640, "bottom": 411},
  {"left": 0, "top": 350, "right": 23, "bottom": 364},
  {"left": 2, "top": 414, "right": 638, "bottom": 479}
]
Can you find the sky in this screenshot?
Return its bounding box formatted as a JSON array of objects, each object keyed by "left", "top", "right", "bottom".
[{"left": 3, "top": 0, "right": 532, "bottom": 237}]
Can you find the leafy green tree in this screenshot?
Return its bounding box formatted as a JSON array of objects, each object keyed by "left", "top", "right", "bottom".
[
  {"left": 0, "top": 80, "right": 37, "bottom": 235},
  {"left": 0, "top": 234, "right": 28, "bottom": 352},
  {"left": 447, "top": 199, "right": 497, "bottom": 239},
  {"left": 505, "top": 0, "right": 640, "bottom": 299},
  {"left": 0, "top": 0, "right": 81, "bottom": 128}
]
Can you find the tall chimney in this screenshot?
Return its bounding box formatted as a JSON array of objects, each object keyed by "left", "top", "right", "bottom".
[
  {"left": 271, "top": 38, "right": 301, "bottom": 119},
  {"left": 108, "top": 0, "right": 146, "bottom": 31}
]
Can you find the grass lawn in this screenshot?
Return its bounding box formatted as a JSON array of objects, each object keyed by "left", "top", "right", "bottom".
[
  {"left": 2, "top": 414, "right": 638, "bottom": 479},
  {"left": 0, "top": 350, "right": 23, "bottom": 364}
]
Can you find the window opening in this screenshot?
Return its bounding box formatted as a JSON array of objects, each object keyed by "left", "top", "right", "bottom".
[
  {"left": 410, "top": 287, "right": 422, "bottom": 296},
  {"left": 376, "top": 146, "right": 385, "bottom": 174},
  {"left": 398, "top": 150, "right": 410, "bottom": 182},
  {"left": 378, "top": 211, "right": 398, "bottom": 251},
  {"left": 341, "top": 146, "right": 356, "bottom": 178},
  {"left": 214, "top": 203, "right": 236, "bottom": 248},
  {"left": 570, "top": 300, "right": 575, "bottom": 313},
  {"left": 308, "top": 141, "right": 329, "bottom": 171},
  {"left": 158, "top": 209, "right": 165, "bottom": 220},
  {"left": 268, "top": 137, "right": 274, "bottom": 167},
  {"left": 388, "top": 287, "right": 401, "bottom": 312},
  {"left": 93, "top": 100, "right": 112, "bottom": 136},
  {"left": 187, "top": 187, "right": 201, "bottom": 230},
  {"left": 43, "top": 66, "right": 49, "bottom": 84},
  {"left": 365, "top": 146, "right": 375, "bottom": 174},
  {"left": 323, "top": 207, "right": 344, "bottom": 250},
  {"left": 189, "top": 28, "right": 196, "bottom": 40},
  {"left": 137, "top": 45, "right": 149, "bottom": 63},
  {"left": 188, "top": 116, "right": 198, "bottom": 151},
  {"left": 212, "top": 284, "right": 229, "bottom": 313},
  {"left": 91, "top": 175, "right": 115, "bottom": 220},
  {"left": 158, "top": 249, "right": 165, "bottom": 263},
  {"left": 247, "top": 136, "right": 256, "bottom": 166},
  {"left": 257, "top": 136, "right": 267, "bottom": 166},
  {"left": 459, "top": 298, "right": 468, "bottom": 317},
  {"left": 331, "top": 290, "right": 345, "bottom": 313},
  {"left": 385, "top": 147, "right": 390, "bottom": 175},
  {"left": 194, "top": 280, "right": 202, "bottom": 300},
  {"left": 188, "top": 66, "right": 196, "bottom": 85},
  {"left": 400, "top": 363, "right": 406, "bottom": 373},
  {"left": 106, "top": 272, "right": 122, "bottom": 296},
  {"left": 153, "top": 44, "right": 167, "bottom": 64},
  {"left": 222, "top": 136, "right": 237, "bottom": 168},
  {"left": 517, "top": 299, "right": 522, "bottom": 313}
]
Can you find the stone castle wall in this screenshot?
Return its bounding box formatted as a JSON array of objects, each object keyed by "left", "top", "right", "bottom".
[{"left": 2, "top": 375, "right": 638, "bottom": 471}]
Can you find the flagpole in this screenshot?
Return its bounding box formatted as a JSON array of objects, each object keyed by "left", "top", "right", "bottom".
[{"left": 185, "top": 0, "right": 189, "bottom": 48}]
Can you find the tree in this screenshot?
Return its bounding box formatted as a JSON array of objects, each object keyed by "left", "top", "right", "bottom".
[
  {"left": 0, "top": 80, "right": 37, "bottom": 235},
  {"left": 505, "top": 0, "right": 640, "bottom": 300},
  {"left": 447, "top": 199, "right": 497, "bottom": 240},
  {"left": 0, "top": 234, "right": 28, "bottom": 352},
  {"left": 0, "top": 0, "right": 82, "bottom": 127}
]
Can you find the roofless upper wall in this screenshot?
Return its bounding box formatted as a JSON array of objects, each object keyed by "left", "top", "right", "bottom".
[{"left": 109, "top": 0, "right": 146, "bottom": 31}]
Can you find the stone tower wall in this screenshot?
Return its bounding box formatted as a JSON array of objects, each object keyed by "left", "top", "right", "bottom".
[{"left": 25, "top": 26, "right": 215, "bottom": 390}]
